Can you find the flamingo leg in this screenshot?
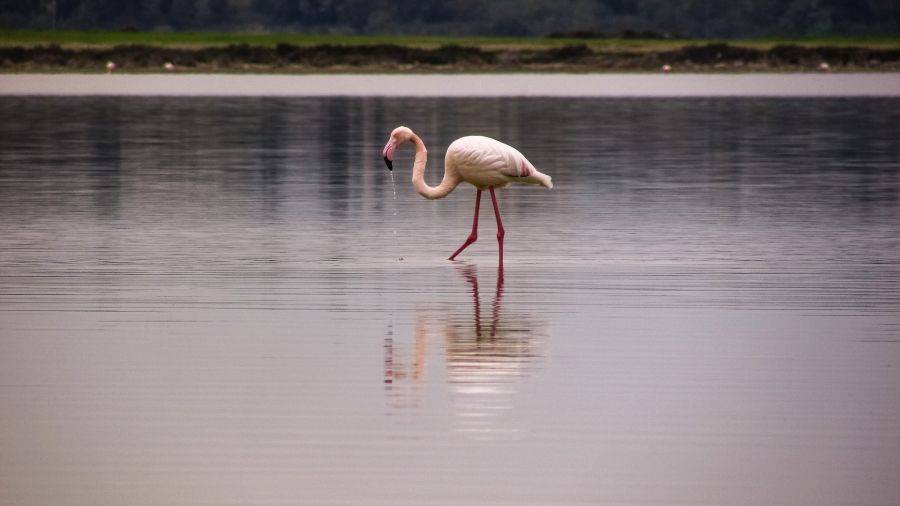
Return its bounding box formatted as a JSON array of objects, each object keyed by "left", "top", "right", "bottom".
[
  {"left": 489, "top": 187, "right": 505, "bottom": 268},
  {"left": 449, "top": 189, "right": 482, "bottom": 260}
]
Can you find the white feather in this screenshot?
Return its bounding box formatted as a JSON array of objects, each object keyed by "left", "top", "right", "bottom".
[{"left": 446, "top": 136, "right": 552, "bottom": 189}]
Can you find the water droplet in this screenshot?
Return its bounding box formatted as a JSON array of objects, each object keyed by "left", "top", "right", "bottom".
[{"left": 390, "top": 171, "right": 398, "bottom": 238}]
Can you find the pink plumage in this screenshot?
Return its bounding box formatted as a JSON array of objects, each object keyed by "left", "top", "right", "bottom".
[
  {"left": 382, "top": 126, "right": 553, "bottom": 267},
  {"left": 445, "top": 136, "right": 553, "bottom": 190}
]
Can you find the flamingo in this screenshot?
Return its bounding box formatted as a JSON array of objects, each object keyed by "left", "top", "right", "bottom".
[{"left": 382, "top": 126, "right": 552, "bottom": 267}]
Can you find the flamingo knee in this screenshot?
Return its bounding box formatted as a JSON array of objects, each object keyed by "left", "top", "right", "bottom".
[{"left": 449, "top": 232, "right": 477, "bottom": 260}]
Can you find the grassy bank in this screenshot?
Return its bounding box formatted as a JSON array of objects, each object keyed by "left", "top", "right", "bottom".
[
  {"left": 2, "top": 30, "right": 898, "bottom": 73},
  {"left": 3, "top": 29, "right": 899, "bottom": 50}
]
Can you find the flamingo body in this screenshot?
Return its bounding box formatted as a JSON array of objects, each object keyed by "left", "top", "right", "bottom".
[
  {"left": 446, "top": 136, "right": 553, "bottom": 190},
  {"left": 382, "top": 126, "right": 552, "bottom": 266}
]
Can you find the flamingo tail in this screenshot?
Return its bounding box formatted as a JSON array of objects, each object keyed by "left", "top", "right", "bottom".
[{"left": 535, "top": 171, "right": 553, "bottom": 189}]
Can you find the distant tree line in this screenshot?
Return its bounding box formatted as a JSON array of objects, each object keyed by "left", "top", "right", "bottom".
[{"left": 1, "top": 0, "right": 898, "bottom": 38}]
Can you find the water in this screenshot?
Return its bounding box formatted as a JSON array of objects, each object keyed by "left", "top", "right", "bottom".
[
  {"left": 1, "top": 96, "right": 898, "bottom": 505},
  {"left": 2, "top": 73, "right": 900, "bottom": 97},
  {"left": 389, "top": 170, "right": 398, "bottom": 238}
]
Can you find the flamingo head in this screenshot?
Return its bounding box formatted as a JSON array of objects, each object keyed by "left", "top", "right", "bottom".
[{"left": 382, "top": 126, "right": 414, "bottom": 171}]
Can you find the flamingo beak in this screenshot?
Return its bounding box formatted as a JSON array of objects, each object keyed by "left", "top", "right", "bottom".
[{"left": 382, "top": 140, "right": 395, "bottom": 171}]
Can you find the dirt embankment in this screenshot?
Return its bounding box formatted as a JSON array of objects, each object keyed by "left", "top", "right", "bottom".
[{"left": 2, "top": 43, "right": 898, "bottom": 72}]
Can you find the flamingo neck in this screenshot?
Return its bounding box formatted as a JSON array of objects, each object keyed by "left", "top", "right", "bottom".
[{"left": 410, "top": 133, "right": 458, "bottom": 200}]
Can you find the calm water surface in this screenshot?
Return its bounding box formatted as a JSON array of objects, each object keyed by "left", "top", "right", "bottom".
[
  {"left": 1, "top": 97, "right": 898, "bottom": 505},
  {"left": 4, "top": 73, "right": 900, "bottom": 96}
]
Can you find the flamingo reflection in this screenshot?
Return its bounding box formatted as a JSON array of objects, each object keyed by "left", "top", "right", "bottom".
[{"left": 384, "top": 265, "right": 545, "bottom": 436}]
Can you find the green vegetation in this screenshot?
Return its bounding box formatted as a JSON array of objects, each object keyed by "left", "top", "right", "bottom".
[
  {"left": 2, "top": 29, "right": 899, "bottom": 52},
  {"left": 3, "top": 33, "right": 899, "bottom": 74}
]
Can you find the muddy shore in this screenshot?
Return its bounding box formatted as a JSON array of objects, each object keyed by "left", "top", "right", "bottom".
[{"left": 2, "top": 43, "right": 899, "bottom": 72}]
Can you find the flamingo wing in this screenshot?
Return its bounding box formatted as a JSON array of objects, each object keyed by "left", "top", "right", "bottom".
[
  {"left": 447, "top": 136, "right": 552, "bottom": 189},
  {"left": 491, "top": 141, "right": 551, "bottom": 188},
  {"left": 447, "top": 137, "right": 512, "bottom": 188}
]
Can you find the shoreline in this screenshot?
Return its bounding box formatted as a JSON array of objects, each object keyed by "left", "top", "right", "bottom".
[
  {"left": 2, "top": 73, "right": 898, "bottom": 97},
  {"left": 2, "top": 42, "right": 899, "bottom": 74}
]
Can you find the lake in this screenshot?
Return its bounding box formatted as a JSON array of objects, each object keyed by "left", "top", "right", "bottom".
[
  {"left": 1, "top": 94, "right": 898, "bottom": 505},
  {"left": 3, "top": 73, "right": 900, "bottom": 97}
]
